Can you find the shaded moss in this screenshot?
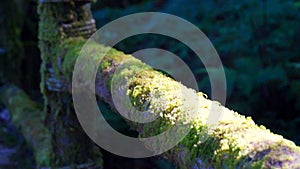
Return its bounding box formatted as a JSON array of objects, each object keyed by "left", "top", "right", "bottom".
[{"left": 0, "top": 85, "right": 52, "bottom": 167}]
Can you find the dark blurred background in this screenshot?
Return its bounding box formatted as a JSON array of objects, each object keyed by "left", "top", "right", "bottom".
[{"left": 0, "top": 0, "right": 299, "bottom": 168}]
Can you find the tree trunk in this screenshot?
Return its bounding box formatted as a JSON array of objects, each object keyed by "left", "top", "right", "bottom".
[{"left": 38, "top": 0, "right": 102, "bottom": 168}]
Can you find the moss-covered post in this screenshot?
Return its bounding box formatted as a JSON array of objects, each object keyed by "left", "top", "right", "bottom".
[{"left": 38, "top": 0, "right": 102, "bottom": 168}]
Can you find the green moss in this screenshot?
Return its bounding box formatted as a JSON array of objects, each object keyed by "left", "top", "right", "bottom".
[
  {"left": 60, "top": 37, "right": 86, "bottom": 81},
  {"left": 250, "top": 160, "right": 264, "bottom": 169}
]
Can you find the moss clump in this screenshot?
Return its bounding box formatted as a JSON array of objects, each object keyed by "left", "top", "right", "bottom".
[{"left": 59, "top": 37, "right": 86, "bottom": 81}]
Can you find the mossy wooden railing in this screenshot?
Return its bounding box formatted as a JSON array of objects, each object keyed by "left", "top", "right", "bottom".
[
  {"left": 2, "top": 47, "right": 300, "bottom": 168},
  {"left": 1, "top": 0, "right": 300, "bottom": 168},
  {"left": 54, "top": 38, "right": 300, "bottom": 169}
]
